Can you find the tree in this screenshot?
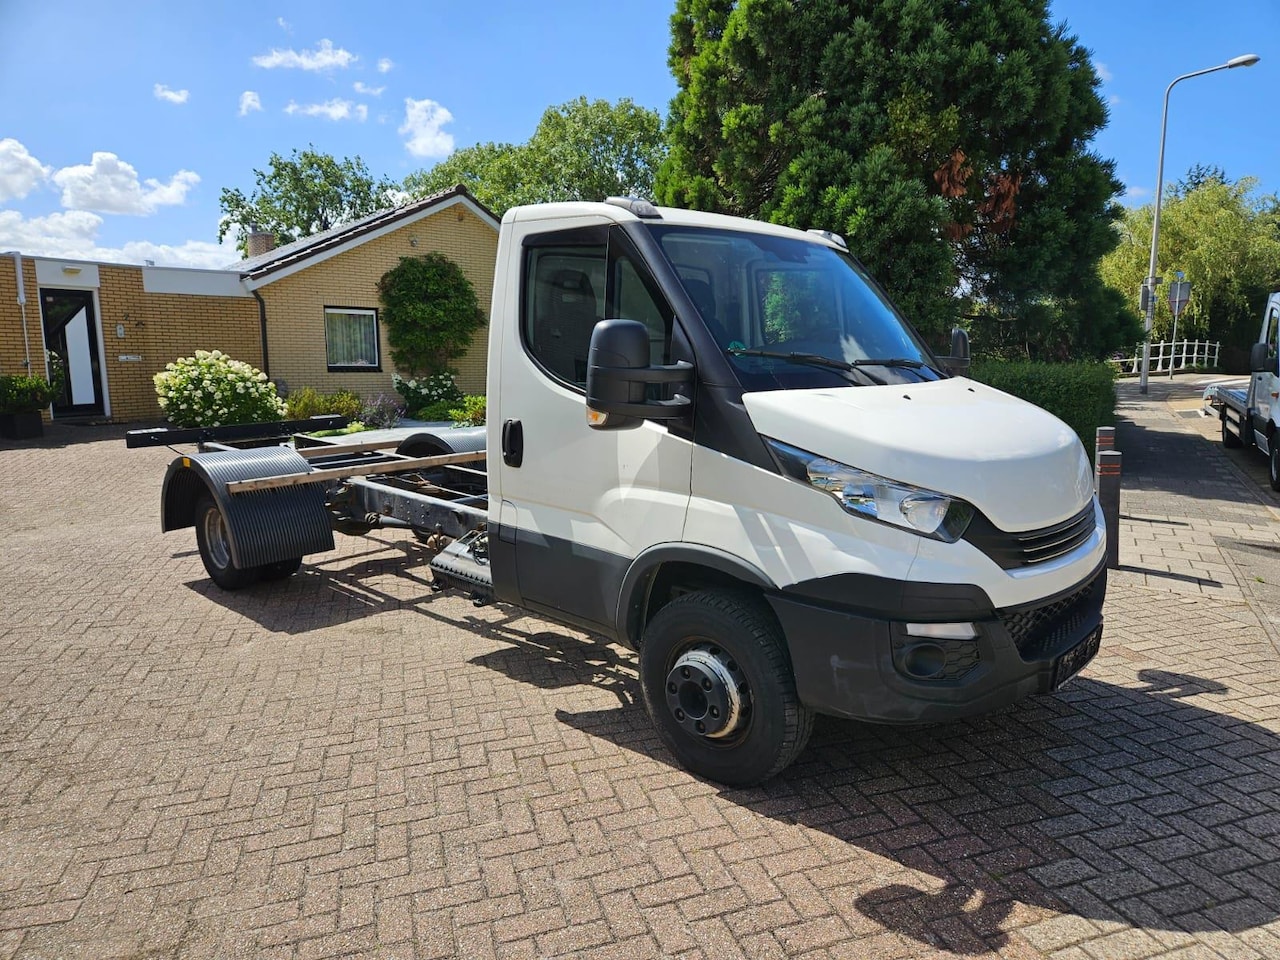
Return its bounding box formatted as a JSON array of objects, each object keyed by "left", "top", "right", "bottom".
[
  {"left": 657, "top": 0, "right": 1125, "bottom": 352},
  {"left": 401, "top": 141, "right": 530, "bottom": 214},
  {"left": 1100, "top": 173, "right": 1280, "bottom": 351},
  {"left": 219, "top": 147, "right": 397, "bottom": 254},
  {"left": 377, "top": 253, "right": 486, "bottom": 377},
  {"left": 403, "top": 97, "right": 666, "bottom": 215}
]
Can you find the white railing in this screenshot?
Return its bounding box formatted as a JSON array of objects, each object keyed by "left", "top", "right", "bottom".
[{"left": 1109, "top": 340, "right": 1220, "bottom": 375}]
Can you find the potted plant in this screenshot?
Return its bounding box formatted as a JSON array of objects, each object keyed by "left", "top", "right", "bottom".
[{"left": 0, "top": 374, "right": 56, "bottom": 439}]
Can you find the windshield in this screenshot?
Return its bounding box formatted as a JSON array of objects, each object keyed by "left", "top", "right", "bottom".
[{"left": 648, "top": 225, "right": 941, "bottom": 389}]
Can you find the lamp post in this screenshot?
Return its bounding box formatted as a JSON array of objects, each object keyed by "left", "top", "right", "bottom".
[{"left": 1139, "top": 53, "right": 1260, "bottom": 395}]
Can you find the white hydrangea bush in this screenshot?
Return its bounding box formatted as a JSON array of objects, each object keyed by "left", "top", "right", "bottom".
[
  {"left": 153, "top": 350, "right": 287, "bottom": 427},
  {"left": 392, "top": 372, "right": 462, "bottom": 417}
]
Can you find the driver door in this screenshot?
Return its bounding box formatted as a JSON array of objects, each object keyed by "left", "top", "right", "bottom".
[{"left": 490, "top": 217, "right": 692, "bottom": 634}]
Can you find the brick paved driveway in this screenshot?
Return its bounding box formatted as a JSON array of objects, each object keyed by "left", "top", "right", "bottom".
[{"left": 2, "top": 387, "right": 1279, "bottom": 959}]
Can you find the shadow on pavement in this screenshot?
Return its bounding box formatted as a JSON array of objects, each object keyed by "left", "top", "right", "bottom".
[{"left": 468, "top": 624, "right": 1280, "bottom": 953}]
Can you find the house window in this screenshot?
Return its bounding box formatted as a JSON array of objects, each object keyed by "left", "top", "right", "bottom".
[{"left": 324, "top": 307, "right": 380, "bottom": 371}]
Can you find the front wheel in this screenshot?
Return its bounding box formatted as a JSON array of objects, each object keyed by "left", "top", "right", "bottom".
[
  {"left": 638, "top": 589, "right": 814, "bottom": 787},
  {"left": 1270, "top": 439, "right": 1280, "bottom": 491},
  {"left": 194, "top": 495, "right": 259, "bottom": 590}
]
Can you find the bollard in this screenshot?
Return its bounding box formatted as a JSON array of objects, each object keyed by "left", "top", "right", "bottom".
[
  {"left": 1094, "top": 426, "right": 1114, "bottom": 478},
  {"left": 1094, "top": 426, "right": 1115, "bottom": 495},
  {"left": 1096, "top": 450, "right": 1121, "bottom": 569}
]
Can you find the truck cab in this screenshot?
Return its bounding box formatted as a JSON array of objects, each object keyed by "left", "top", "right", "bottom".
[
  {"left": 1215, "top": 292, "right": 1280, "bottom": 489},
  {"left": 485, "top": 199, "right": 1105, "bottom": 784}
]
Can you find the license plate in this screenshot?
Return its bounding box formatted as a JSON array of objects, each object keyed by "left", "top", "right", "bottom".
[{"left": 1051, "top": 625, "right": 1102, "bottom": 691}]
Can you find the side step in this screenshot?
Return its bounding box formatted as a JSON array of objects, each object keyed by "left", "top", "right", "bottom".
[{"left": 429, "top": 530, "right": 495, "bottom": 604}]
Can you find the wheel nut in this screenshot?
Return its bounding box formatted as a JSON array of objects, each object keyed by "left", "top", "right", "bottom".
[
  {"left": 681, "top": 667, "right": 691, "bottom": 679},
  {"left": 675, "top": 708, "right": 685, "bottom": 721},
  {"left": 695, "top": 721, "right": 706, "bottom": 733},
  {"left": 667, "top": 682, "right": 677, "bottom": 694},
  {"left": 709, "top": 706, "right": 720, "bottom": 718},
  {"left": 701, "top": 678, "right": 712, "bottom": 691}
]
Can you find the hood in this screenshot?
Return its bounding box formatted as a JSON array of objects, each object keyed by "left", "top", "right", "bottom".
[{"left": 743, "top": 377, "right": 1094, "bottom": 531}]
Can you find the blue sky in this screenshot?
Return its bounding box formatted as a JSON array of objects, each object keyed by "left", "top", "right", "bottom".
[{"left": 0, "top": 0, "right": 1275, "bottom": 269}]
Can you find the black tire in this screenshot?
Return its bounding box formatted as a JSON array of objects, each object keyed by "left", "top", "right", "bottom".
[
  {"left": 1222, "top": 414, "right": 1243, "bottom": 449},
  {"left": 194, "top": 495, "right": 259, "bottom": 590},
  {"left": 1270, "top": 439, "right": 1280, "bottom": 492},
  {"left": 259, "top": 557, "right": 303, "bottom": 581},
  {"left": 638, "top": 589, "right": 814, "bottom": 787}
]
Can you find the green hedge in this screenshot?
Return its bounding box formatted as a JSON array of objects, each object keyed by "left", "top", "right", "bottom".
[
  {"left": 969, "top": 360, "right": 1116, "bottom": 458},
  {"left": 285, "top": 387, "right": 364, "bottom": 421}
]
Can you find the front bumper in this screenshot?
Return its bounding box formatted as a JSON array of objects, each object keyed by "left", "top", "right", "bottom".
[{"left": 766, "top": 563, "right": 1106, "bottom": 723}]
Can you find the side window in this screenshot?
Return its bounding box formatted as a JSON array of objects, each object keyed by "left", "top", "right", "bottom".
[
  {"left": 524, "top": 244, "right": 606, "bottom": 386},
  {"left": 1270, "top": 308, "right": 1279, "bottom": 362},
  {"left": 324, "top": 307, "right": 380, "bottom": 371},
  {"left": 608, "top": 253, "right": 672, "bottom": 366}
]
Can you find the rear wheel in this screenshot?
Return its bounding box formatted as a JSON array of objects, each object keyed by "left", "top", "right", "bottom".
[
  {"left": 638, "top": 589, "right": 814, "bottom": 787},
  {"left": 194, "top": 495, "right": 259, "bottom": 590},
  {"left": 1222, "top": 414, "right": 1243, "bottom": 449}
]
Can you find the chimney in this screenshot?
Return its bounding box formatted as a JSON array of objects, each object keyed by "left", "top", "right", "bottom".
[{"left": 247, "top": 230, "right": 276, "bottom": 258}]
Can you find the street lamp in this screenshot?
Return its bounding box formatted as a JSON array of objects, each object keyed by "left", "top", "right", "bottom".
[{"left": 1139, "top": 53, "right": 1260, "bottom": 394}]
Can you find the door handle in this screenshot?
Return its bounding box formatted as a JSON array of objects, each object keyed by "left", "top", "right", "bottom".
[{"left": 501, "top": 419, "right": 523, "bottom": 467}]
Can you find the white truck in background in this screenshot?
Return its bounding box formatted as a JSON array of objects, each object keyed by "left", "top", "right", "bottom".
[
  {"left": 1206, "top": 292, "right": 1280, "bottom": 489},
  {"left": 132, "top": 198, "right": 1107, "bottom": 786}
]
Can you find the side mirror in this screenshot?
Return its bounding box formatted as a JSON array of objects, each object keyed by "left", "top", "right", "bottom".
[
  {"left": 1250, "top": 341, "right": 1270, "bottom": 373},
  {"left": 941, "top": 327, "right": 970, "bottom": 375},
  {"left": 585, "top": 319, "right": 693, "bottom": 430}
]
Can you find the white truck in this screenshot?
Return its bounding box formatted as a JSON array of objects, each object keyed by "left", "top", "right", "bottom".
[
  {"left": 1207, "top": 292, "right": 1280, "bottom": 489},
  {"left": 131, "top": 198, "right": 1107, "bottom": 786}
]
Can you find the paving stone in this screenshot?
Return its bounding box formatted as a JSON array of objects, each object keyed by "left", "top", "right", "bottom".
[{"left": 3, "top": 381, "right": 1280, "bottom": 958}]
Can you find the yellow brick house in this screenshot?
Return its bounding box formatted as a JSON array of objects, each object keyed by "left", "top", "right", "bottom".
[{"left": 0, "top": 185, "right": 498, "bottom": 423}]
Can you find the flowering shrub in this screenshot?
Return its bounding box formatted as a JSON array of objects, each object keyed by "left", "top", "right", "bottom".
[
  {"left": 153, "top": 350, "right": 286, "bottom": 427},
  {"left": 361, "top": 393, "right": 406, "bottom": 429},
  {"left": 392, "top": 372, "right": 462, "bottom": 419}
]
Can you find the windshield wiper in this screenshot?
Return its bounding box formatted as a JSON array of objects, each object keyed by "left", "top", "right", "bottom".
[
  {"left": 849, "top": 357, "right": 925, "bottom": 369},
  {"left": 728, "top": 348, "right": 885, "bottom": 384}
]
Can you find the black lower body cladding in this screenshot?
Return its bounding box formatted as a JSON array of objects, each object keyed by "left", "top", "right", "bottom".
[{"left": 768, "top": 564, "right": 1106, "bottom": 723}]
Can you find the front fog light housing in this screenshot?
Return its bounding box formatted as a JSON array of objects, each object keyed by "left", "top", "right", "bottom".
[{"left": 766, "top": 438, "right": 974, "bottom": 542}]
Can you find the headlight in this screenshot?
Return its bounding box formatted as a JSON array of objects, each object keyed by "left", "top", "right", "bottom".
[{"left": 765, "top": 438, "right": 974, "bottom": 542}]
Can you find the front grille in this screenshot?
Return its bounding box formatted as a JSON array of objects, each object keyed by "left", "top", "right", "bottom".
[
  {"left": 963, "top": 501, "right": 1096, "bottom": 569},
  {"left": 999, "top": 570, "right": 1103, "bottom": 661}
]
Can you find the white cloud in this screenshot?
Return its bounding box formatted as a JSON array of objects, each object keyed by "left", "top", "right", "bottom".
[
  {"left": 1108, "top": 94, "right": 1121, "bottom": 107},
  {"left": 51, "top": 153, "right": 200, "bottom": 215},
  {"left": 0, "top": 138, "right": 51, "bottom": 201},
  {"left": 252, "top": 38, "right": 356, "bottom": 71},
  {"left": 1123, "top": 185, "right": 1150, "bottom": 202},
  {"left": 154, "top": 83, "right": 190, "bottom": 105},
  {"left": 239, "top": 90, "right": 263, "bottom": 116},
  {"left": 354, "top": 81, "right": 385, "bottom": 96},
  {"left": 0, "top": 209, "right": 239, "bottom": 269},
  {"left": 1095, "top": 61, "right": 1113, "bottom": 83},
  {"left": 284, "top": 98, "right": 368, "bottom": 122},
  {"left": 377, "top": 58, "right": 393, "bottom": 74},
  {"left": 277, "top": 16, "right": 291, "bottom": 32},
  {"left": 399, "top": 98, "right": 454, "bottom": 158}
]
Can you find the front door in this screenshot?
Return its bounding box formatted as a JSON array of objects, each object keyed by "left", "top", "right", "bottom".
[
  {"left": 41, "top": 288, "right": 104, "bottom": 417},
  {"left": 491, "top": 218, "right": 693, "bottom": 634}
]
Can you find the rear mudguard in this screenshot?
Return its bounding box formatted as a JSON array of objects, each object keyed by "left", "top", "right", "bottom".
[{"left": 161, "top": 446, "right": 334, "bottom": 568}]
